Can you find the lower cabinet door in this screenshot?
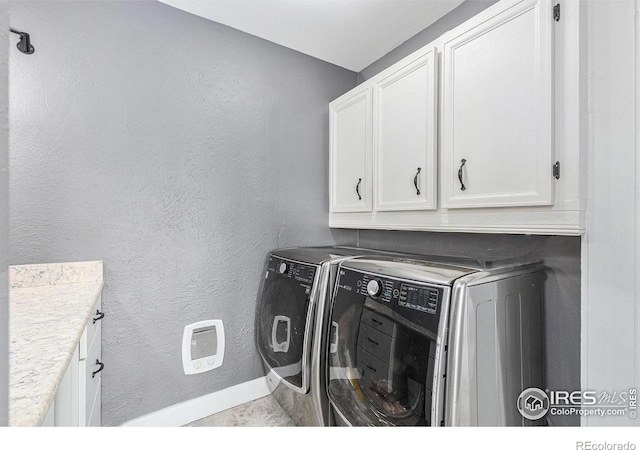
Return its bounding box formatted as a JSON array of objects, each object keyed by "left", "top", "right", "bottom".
[
  {"left": 79, "top": 294, "right": 103, "bottom": 360},
  {"left": 82, "top": 324, "right": 102, "bottom": 426},
  {"left": 52, "top": 311, "right": 103, "bottom": 427},
  {"left": 54, "top": 345, "right": 80, "bottom": 426},
  {"left": 87, "top": 380, "right": 102, "bottom": 427}
]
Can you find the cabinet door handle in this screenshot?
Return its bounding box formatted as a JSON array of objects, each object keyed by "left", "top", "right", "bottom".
[
  {"left": 93, "top": 309, "right": 105, "bottom": 324},
  {"left": 413, "top": 167, "right": 421, "bottom": 195},
  {"left": 458, "top": 159, "right": 467, "bottom": 191},
  {"left": 92, "top": 359, "right": 104, "bottom": 378},
  {"left": 356, "top": 178, "right": 362, "bottom": 200}
]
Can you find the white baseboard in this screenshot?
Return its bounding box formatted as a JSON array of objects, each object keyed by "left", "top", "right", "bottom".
[{"left": 121, "top": 376, "right": 271, "bottom": 427}]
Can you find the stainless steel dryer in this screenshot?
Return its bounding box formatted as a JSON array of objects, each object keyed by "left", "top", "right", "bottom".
[
  {"left": 327, "top": 255, "right": 544, "bottom": 426},
  {"left": 255, "top": 246, "right": 390, "bottom": 426}
]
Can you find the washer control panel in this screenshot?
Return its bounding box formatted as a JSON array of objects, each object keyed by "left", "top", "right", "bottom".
[
  {"left": 357, "top": 274, "right": 394, "bottom": 302},
  {"left": 366, "top": 279, "right": 383, "bottom": 298},
  {"left": 336, "top": 268, "right": 447, "bottom": 339},
  {"left": 398, "top": 283, "right": 439, "bottom": 314},
  {"left": 353, "top": 272, "right": 441, "bottom": 315}
]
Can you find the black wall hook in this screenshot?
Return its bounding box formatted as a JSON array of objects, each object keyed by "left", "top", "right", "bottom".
[{"left": 9, "top": 28, "right": 34, "bottom": 54}]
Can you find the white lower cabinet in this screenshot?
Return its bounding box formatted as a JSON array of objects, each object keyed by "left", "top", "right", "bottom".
[
  {"left": 87, "top": 380, "right": 102, "bottom": 427},
  {"left": 80, "top": 318, "right": 102, "bottom": 427},
  {"left": 52, "top": 294, "right": 103, "bottom": 427},
  {"left": 54, "top": 346, "right": 80, "bottom": 426}
]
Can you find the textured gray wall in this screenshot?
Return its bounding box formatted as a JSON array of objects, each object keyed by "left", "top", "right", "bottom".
[
  {"left": 9, "top": 0, "right": 356, "bottom": 426},
  {"left": 0, "top": 0, "right": 8, "bottom": 428},
  {"left": 357, "top": 0, "right": 498, "bottom": 83}
]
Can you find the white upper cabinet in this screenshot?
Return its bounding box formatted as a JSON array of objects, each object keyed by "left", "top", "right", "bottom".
[
  {"left": 329, "top": 0, "right": 584, "bottom": 235},
  {"left": 374, "top": 46, "right": 438, "bottom": 211},
  {"left": 330, "top": 83, "right": 372, "bottom": 213},
  {"left": 441, "top": 0, "right": 554, "bottom": 209}
]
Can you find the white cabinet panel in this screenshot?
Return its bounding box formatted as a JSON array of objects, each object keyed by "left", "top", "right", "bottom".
[
  {"left": 54, "top": 345, "right": 80, "bottom": 426},
  {"left": 81, "top": 324, "right": 102, "bottom": 426},
  {"left": 441, "top": 0, "right": 554, "bottom": 208},
  {"left": 374, "top": 47, "right": 438, "bottom": 211},
  {"left": 54, "top": 295, "right": 102, "bottom": 427},
  {"left": 330, "top": 84, "right": 372, "bottom": 212},
  {"left": 87, "top": 380, "right": 101, "bottom": 428},
  {"left": 79, "top": 294, "right": 103, "bottom": 360}
]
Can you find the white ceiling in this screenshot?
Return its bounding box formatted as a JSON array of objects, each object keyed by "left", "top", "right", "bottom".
[{"left": 158, "top": 0, "right": 464, "bottom": 72}]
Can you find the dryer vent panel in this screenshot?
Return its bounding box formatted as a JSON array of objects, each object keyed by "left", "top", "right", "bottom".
[{"left": 182, "top": 320, "right": 225, "bottom": 375}]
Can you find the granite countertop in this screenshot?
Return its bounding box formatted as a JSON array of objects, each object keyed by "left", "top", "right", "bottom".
[{"left": 9, "top": 261, "right": 104, "bottom": 427}]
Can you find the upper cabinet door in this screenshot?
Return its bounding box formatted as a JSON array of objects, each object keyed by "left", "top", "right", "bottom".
[
  {"left": 374, "top": 47, "right": 438, "bottom": 211},
  {"left": 441, "top": 0, "right": 554, "bottom": 209},
  {"left": 330, "top": 84, "right": 372, "bottom": 213}
]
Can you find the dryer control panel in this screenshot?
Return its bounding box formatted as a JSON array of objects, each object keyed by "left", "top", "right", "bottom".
[{"left": 267, "top": 256, "right": 317, "bottom": 286}]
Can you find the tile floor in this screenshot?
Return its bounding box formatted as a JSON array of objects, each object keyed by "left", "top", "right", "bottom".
[{"left": 185, "top": 395, "right": 295, "bottom": 427}]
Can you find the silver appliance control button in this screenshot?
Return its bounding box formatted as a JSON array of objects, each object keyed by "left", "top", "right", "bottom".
[
  {"left": 367, "top": 279, "right": 383, "bottom": 297},
  {"left": 278, "top": 262, "right": 288, "bottom": 274}
]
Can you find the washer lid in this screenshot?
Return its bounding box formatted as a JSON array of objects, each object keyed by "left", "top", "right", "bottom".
[{"left": 339, "top": 256, "right": 482, "bottom": 286}]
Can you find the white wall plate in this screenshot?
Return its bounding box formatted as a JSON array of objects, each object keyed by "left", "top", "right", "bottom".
[{"left": 182, "top": 320, "right": 225, "bottom": 375}]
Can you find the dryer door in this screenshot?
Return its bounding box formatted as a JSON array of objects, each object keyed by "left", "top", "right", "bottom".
[
  {"left": 328, "top": 267, "right": 443, "bottom": 426},
  {"left": 257, "top": 256, "right": 318, "bottom": 393}
]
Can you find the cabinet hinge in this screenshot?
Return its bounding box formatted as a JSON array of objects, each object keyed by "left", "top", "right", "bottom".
[
  {"left": 553, "top": 161, "right": 560, "bottom": 179},
  {"left": 553, "top": 3, "right": 560, "bottom": 22}
]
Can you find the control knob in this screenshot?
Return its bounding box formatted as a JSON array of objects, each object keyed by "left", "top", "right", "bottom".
[
  {"left": 367, "top": 279, "right": 383, "bottom": 298},
  {"left": 278, "top": 262, "right": 288, "bottom": 274}
]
